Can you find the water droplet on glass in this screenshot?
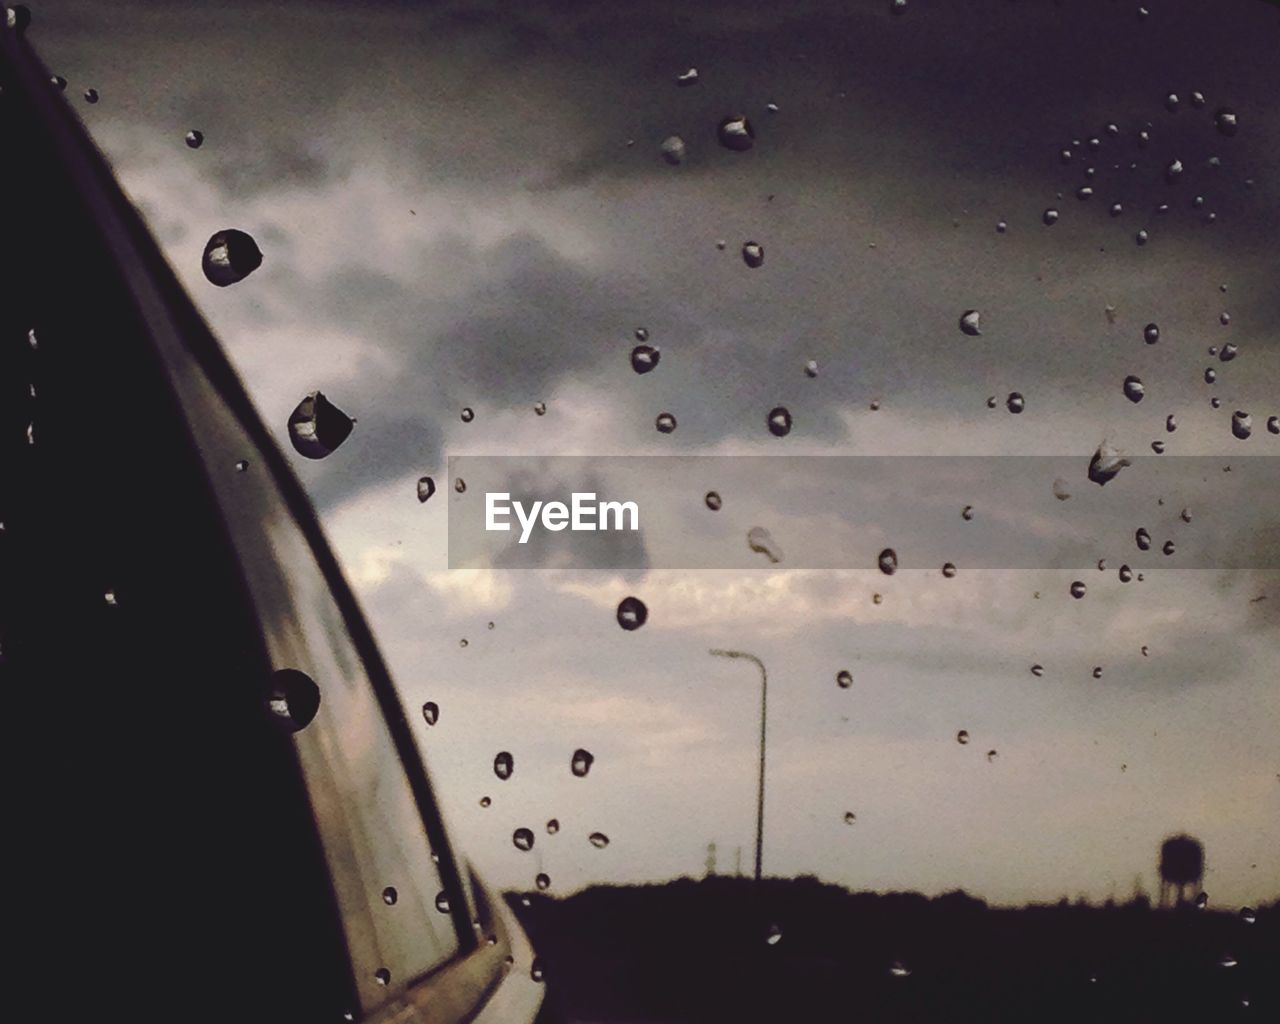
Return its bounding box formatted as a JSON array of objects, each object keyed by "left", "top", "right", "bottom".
[
  {"left": 267, "top": 669, "right": 321, "bottom": 733},
  {"left": 1109, "top": 202, "right": 1124, "bottom": 217},
  {"left": 1214, "top": 107, "right": 1238, "bottom": 137},
  {"left": 1123, "top": 376, "right": 1145, "bottom": 403},
  {"left": 546, "top": 819, "right": 560, "bottom": 834},
  {"left": 676, "top": 67, "right": 699, "bottom": 87},
  {"left": 513, "top": 828, "right": 535, "bottom": 852},
  {"left": 571, "top": 748, "right": 595, "bottom": 778},
  {"left": 6, "top": 5, "right": 33, "bottom": 33},
  {"left": 961, "top": 505, "right": 975, "bottom": 521},
  {"left": 765, "top": 923, "right": 783, "bottom": 945},
  {"left": 1209, "top": 397, "right": 1221, "bottom": 409},
  {"left": 742, "top": 241, "right": 765, "bottom": 268},
  {"left": 1219, "top": 342, "right": 1238, "bottom": 361},
  {"left": 748, "top": 526, "right": 783, "bottom": 564},
  {"left": 837, "top": 669, "right": 853, "bottom": 689},
  {"left": 530, "top": 958, "right": 546, "bottom": 983},
  {"left": 631, "top": 344, "right": 660, "bottom": 374},
  {"left": 959, "top": 310, "right": 982, "bottom": 336},
  {"left": 1267, "top": 416, "right": 1279, "bottom": 435},
  {"left": 1031, "top": 664, "right": 1044, "bottom": 677},
  {"left": 941, "top": 562, "right": 957, "bottom": 578},
  {"left": 375, "top": 968, "right": 391, "bottom": 986},
  {"left": 1042, "top": 208, "right": 1059, "bottom": 226},
  {"left": 1164, "top": 158, "right": 1184, "bottom": 183},
  {"left": 1006, "top": 392, "right": 1025, "bottom": 414},
  {"left": 1088, "top": 443, "right": 1131, "bottom": 486},
  {"left": 50, "top": 74, "right": 66, "bottom": 90},
  {"left": 1135, "top": 229, "right": 1149, "bottom": 246},
  {"left": 1135, "top": 528, "right": 1151, "bottom": 551},
  {"left": 660, "top": 135, "right": 686, "bottom": 165},
  {"left": 1231, "top": 411, "right": 1252, "bottom": 440},
  {"left": 479, "top": 796, "right": 491, "bottom": 808},
  {"left": 890, "top": 961, "right": 911, "bottom": 978},
  {"left": 655, "top": 412, "right": 677, "bottom": 434},
  {"left": 1194, "top": 891, "right": 1209, "bottom": 910},
  {"left": 234, "top": 459, "right": 249, "bottom": 472},
  {"left": 844, "top": 811, "right": 856, "bottom": 825},
  {"left": 417, "top": 476, "right": 436, "bottom": 503},
  {"left": 767, "top": 406, "right": 792, "bottom": 437},
  {"left": 83, "top": 87, "right": 99, "bottom": 103},
  {"left": 1204, "top": 367, "right": 1217, "bottom": 384},
  {"left": 956, "top": 729, "right": 970, "bottom": 745},
  {"left": 588, "top": 832, "right": 610, "bottom": 849},
  {"left": 201, "top": 228, "right": 263, "bottom": 287},
  {"left": 986, "top": 749, "right": 998, "bottom": 762},
  {"left": 717, "top": 115, "right": 755, "bottom": 151},
  {"left": 1162, "top": 540, "right": 1175, "bottom": 556},
  {"left": 1053, "top": 477, "right": 1072, "bottom": 501},
  {"left": 434, "top": 891, "right": 450, "bottom": 913},
  {"left": 1076, "top": 185, "right": 1094, "bottom": 200},
  {"left": 493, "top": 751, "right": 514, "bottom": 781},
  {"left": 1119, "top": 564, "right": 1133, "bottom": 583},
  {"left": 617, "top": 596, "right": 648, "bottom": 630},
  {"left": 535, "top": 873, "right": 551, "bottom": 891},
  {"left": 1166, "top": 414, "right": 1177, "bottom": 433},
  {"left": 288, "top": 391, "right": 353, "bottom": 459},
  {"left": 534, "top": 401, "right": 547, "bottom": 416},
  {"left": 703, "top": 490, "right": 724, "bottom": 512},
  {"left": 803, "top": 359, "right": 818, "bottom": 378},
  {"left": 878, "top": 548, "right": 898, "bottom": 575},
  {"left": 459, "top": 637, "right": 468, "bottom": 648},
  {"left": 1070, "top": 581, "right": 1087, "bottom": 599},
  {"left": 1092, "top": 666, "right": 1104, "bottom": 679},
  {"left": 185, "top": 129, "right": 204, "bottom": 149},
  {"left": 382, "top": 886, "right": 398, "bottom": 906},
  {"left": 422, "top": 701, "right": 439, "bottom": 726}
]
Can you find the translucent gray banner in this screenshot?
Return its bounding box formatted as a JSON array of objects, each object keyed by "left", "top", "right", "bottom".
[{"left": 445, "top": 455, "right": 1279, "bottom": 570}]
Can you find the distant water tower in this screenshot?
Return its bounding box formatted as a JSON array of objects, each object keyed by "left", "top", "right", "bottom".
[
  {"left": 1158, "top": 834, "right": 1204, "bottom": 907},
  {"left": 705, "top": 842, "right": 717, "bottom": 878}
]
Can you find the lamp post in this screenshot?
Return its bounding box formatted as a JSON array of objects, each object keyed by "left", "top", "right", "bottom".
[{"left": 708, "top": 649, "right": 767, "bottom": 882}]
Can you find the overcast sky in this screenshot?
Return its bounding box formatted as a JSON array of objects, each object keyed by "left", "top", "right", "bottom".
[{"left": 28, "top": 0, "right": 1280, "bottom": 906}]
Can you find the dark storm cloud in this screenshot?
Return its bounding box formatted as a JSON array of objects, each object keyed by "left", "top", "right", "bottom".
[{"left": 34, "top": 0, "right": 1280, "bottom": 520}]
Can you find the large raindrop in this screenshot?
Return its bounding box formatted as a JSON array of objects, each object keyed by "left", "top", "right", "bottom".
[
  {"left": 288, "top": 391, "right": 354, "bottom": 459},
  {"left": 616, "top": 596, "right": 648, "bottom": 630},
  {"left": 201, "top": 229, "right": 263, "bottom": 287}
]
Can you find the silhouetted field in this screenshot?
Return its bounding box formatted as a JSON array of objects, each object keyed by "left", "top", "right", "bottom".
[{"left": 509, "top": 876, "right": 1277, "bottom": 1023}]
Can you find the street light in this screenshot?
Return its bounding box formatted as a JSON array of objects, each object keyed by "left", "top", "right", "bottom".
[{"left": 708, "top": 648, "right": 767, "bottom": 882}]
